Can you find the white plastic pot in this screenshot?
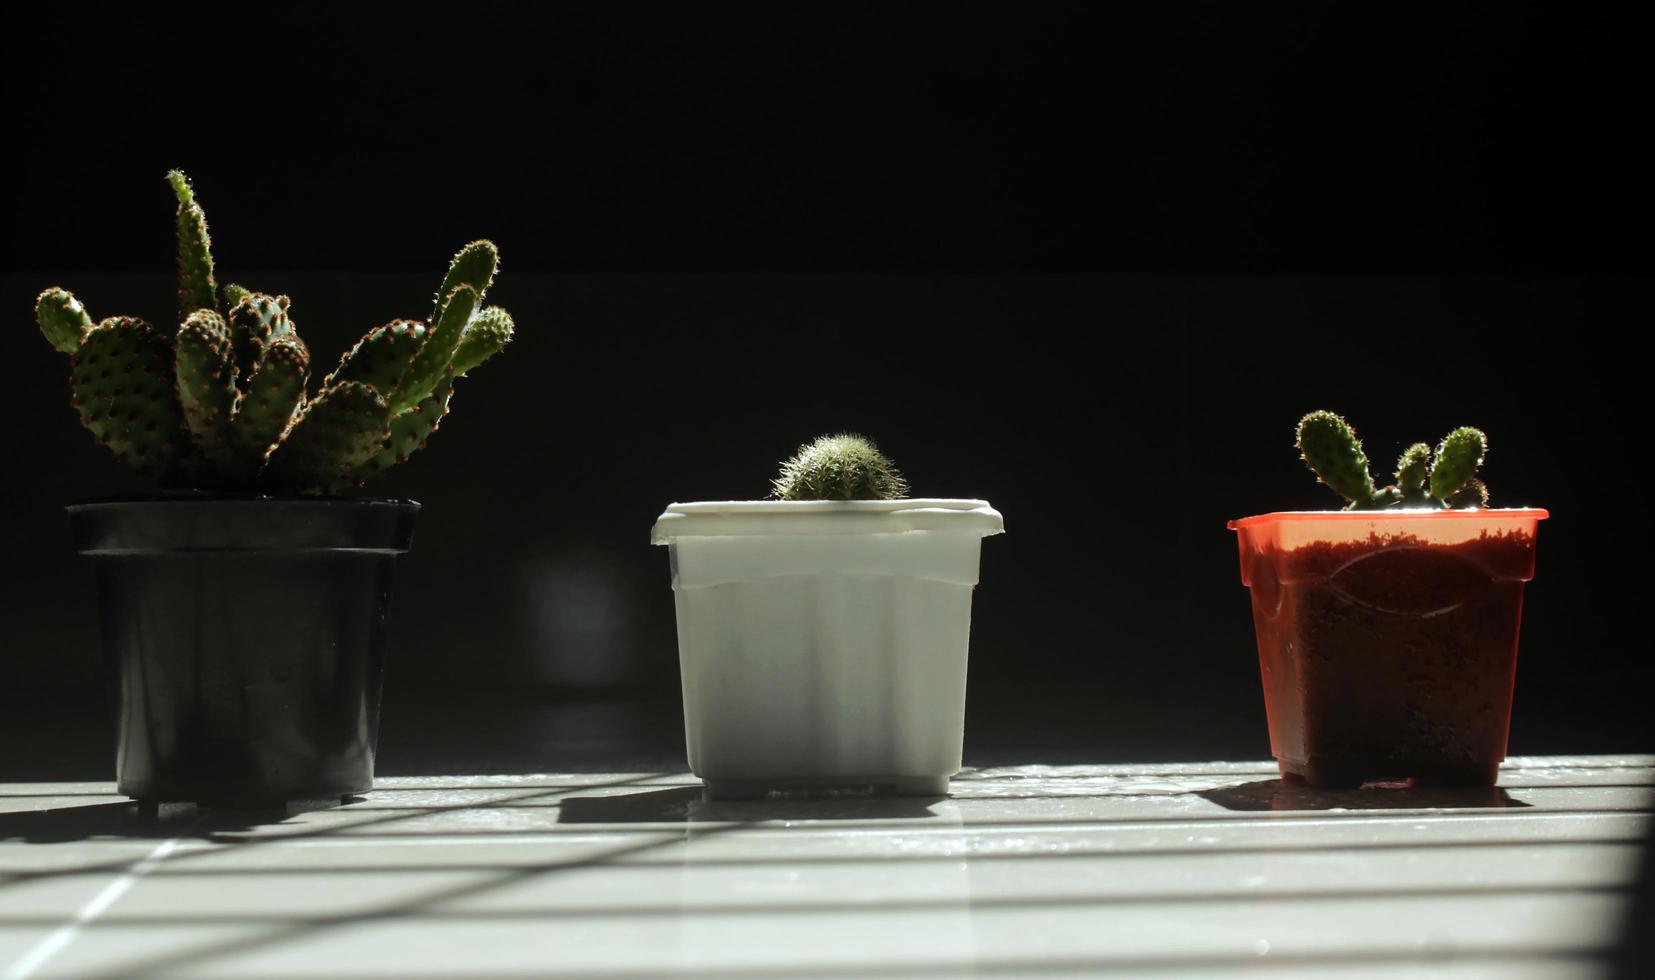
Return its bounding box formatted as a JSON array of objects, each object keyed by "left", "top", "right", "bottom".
[{"left": 651, "top": 499, "right": 1004, "bottom": 799}]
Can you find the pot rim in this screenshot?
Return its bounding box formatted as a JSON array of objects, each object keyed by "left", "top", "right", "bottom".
[
  {"left": 1229, "top": 507, "right": 1547, "bottom": 530},
  {"left": 68, "top": 495, "right": 421, "bottom": 555},
  {"left": 68, "top": 493, "right": 420, "bottom": 510},
  {"left": 653, "top": 498, "right": 1003, "bottom": 541}
]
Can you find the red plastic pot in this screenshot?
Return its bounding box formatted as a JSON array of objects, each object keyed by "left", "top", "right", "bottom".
[{"left": 1229, "top": 509, "right": 1547, "bottom": 788}]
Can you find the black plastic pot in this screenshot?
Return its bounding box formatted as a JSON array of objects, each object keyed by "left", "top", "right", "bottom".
[{"left": 68, "top": 496, "right": 419, "bottom": 807}]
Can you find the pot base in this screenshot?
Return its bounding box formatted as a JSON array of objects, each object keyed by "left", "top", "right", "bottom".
[
  {"left": 703, "top": 775, "right": 950, "bottom": 800},
  {"left": 132, "top": 794, "right": 358, "bottom": 814},
  {"left": 71, "top": 497, "right": 419, "bottom": 824},
  {"left": 1278, "top": 757, "right": 1500, "bottom": 789}
]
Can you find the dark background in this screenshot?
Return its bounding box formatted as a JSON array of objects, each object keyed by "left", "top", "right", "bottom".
[{"left": 2, "top": 4, "right": 1647, "bottom": 777}]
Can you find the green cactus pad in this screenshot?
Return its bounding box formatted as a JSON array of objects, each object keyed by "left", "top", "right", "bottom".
[
  {"left": 233, "top": 337, "right": 310, "bottom": 466},
  {"left": 227, "top": 294, "right": 296, "bottom": 385},
  {"left": 391, "top": 284, "right": 476, "bottom": 415},
  {"left": 1430, "top": 426, "right": 1487, "bottom": 503},
  {"left": 167, "top": 171, "right": 217, "bottom": 321},
  {"left": 221, "top": 283, "right": 253, "bottom": 311},
  {"left": 174, "top": 310, "right": 237, "bottom": 464},
  {"left": 451, "top": 307, "right": 513, "bottom": 377},
  {"left": 1444, "top": 478, "right": 1490, "bottom": 509},
  {"left": 773, "top": 433, "right": 909, "bottom": 501},
  {"left": 69, "top": 317, "right": 185, "bottom": 477},
  {"left": 36, "top": 288, "right": 94, "bottom": 355},
  {"left": 1292, "top": 412, "right": 1496, "bottom": 511},
  {"left": 263, "top": 380, "right": 389, "bottom": 491},
  {"left": 324, "top": 319, "right": 428, "bottom": 395},
  {"left": 360, "top": 375, "right": 454, "bottom": 476},
  {"left": 1394, "top": 442, "right": 1432, "bottom": 503},
  {"left": 432, "top": 241, "right": 497, "bottom": 326},
  {"left": 1296, "top": 411, "right": 1380, "bottom": 508}
]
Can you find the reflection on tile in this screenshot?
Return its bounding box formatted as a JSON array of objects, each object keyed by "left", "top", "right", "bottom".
[
  {"left": 0, "top": 757, "right": 1647, "bottom": 978},
  {"left": 102, "top": 895, "right": 1629, "bottom": 978},
  {"left": 0, "top": 872, "right": 135, "bottom": 919},
  {"left": 26, "top": 923, "right": 270, "bottom": 979},
  {"left": 635, "top": 811, "right": 1655, "bottom": 868}
]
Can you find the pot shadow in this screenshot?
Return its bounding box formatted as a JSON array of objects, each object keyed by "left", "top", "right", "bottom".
[
  {"left": 0, "top": 797, "right": 355, "bottom": 843},
  {"left": 1200, "top": 778, "right": 1529, "bottom": 812},
  {"left": 558, "top": 785, "right": 947, "bottom": 824}
]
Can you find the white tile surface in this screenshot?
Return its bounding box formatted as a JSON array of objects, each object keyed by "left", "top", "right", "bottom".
[{"left": 0, "top": 757, "right": 1649, "bottom": 977}]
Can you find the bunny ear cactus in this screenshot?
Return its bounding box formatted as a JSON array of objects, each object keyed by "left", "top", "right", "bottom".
[
  {"left": 68, "top": 317, "right": 187, "bottom": 479},
  {"left": 1429, "top": 427, "right": 1487, "bottom": 502},
  {"left": 773, "top": 434, "right": 910, "bottom": 501},
  {"left": 1295, "top": 411, "right": 1385, "bottom": 508},
  {"left": 1296, "top": 411, "right": 1490, "bottom": 510},
  {"left": 167, "top": 170, "right": 217, "bottom": 323},
  {"left": 1393, "top": 442, "right": 1434, "bottom": 506},
  {"left": 36, "top": 288, "right": 93, "bottom": 354},
  {"left": 36, "top": 171, "right": 514, "bottom": 493}
]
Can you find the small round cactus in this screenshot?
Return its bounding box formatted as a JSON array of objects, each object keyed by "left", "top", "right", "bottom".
[
  {"left": 1296, "top": 411, "right": 1490, "bottom": 510},
  {"left": 773, "top": 434, "right": 909, "bottom": 501}
]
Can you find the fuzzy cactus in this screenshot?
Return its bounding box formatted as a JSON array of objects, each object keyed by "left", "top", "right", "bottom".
[
  {"left": 773, "top": 434, "right": 909, "bottom": 501},
  {"left": 36, "top": 171, "right": 514, "bottom": 493},
  {"left": 1296, "top": 411, "right": 1490, "bottom": 510}
]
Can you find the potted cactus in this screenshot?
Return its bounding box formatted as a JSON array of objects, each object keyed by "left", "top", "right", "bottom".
[
  {"left": 38, "top": 172, "right": 514, "bottom": 807},
  {"left": 651, "top": 434, "right": 1004, "bottom": 799},
  {"left": 1229, "top": 412, "right": 1547, "bottom": 788}
]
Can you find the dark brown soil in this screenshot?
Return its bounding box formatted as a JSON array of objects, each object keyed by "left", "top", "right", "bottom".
[{"left": 1248, "top": 530, "right": 1537, "bottom": 787}]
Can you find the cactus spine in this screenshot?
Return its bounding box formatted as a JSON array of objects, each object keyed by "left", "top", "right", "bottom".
[
  {"left": 773, "top": 434, "right": 910, "bottom": 501},
  {"left": 1296, "top": 411, "right": 1490, "bottom": 510},
  {"left": 37, "top": 171, "right": 514, "bottom": 492}
]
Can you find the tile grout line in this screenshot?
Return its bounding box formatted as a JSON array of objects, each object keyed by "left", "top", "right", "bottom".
[{"left": 2, "top": 830, "right": 193, "bottom": 980}]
